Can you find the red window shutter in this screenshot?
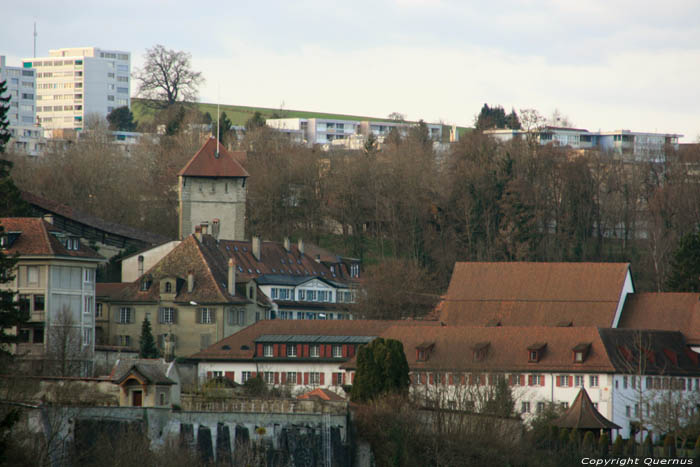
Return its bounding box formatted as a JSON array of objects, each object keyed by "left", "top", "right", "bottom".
[
  {"left": 480, "top": 375, "right": 485, "bottom": 386},
  {"left": 349, "top": 345, "right": 355, "bottom": 358},
  {"left": 297, "top": 373, "right": 302, "bottom": 385},
  {"left": 304, "top": 372, "right": 309, "bottom": 385},
  {"left": 281, "top": 344, "right": 287, "bottom": 357},
  {"left": 342, "top": 344, "right": 348, "bottom": 357},
  {"left": 319, "top": 345, "right": 325, "bottom": 358},
  {"left": 528, "top": 375, "right": 533, "bottom": 386},
  {"left": 274, "top": 372, "right": 279, "bottom": 384},
  {"left": 303, "top": 344, "right": 309, "bottom": 357},
  {"left": 449, "top": 373, "right": 454, "bottom": 385},
  {"left": 225, "top": 371, "right": 235, "bottom": 382},
  {"left": 351, "top": 372, "right": 354, "bottom": 383},
  {"left": 410, "top": 374, "right": 415, "bottom": 384},
  {"left": 320, "top": 373, "right": 325, "bottom": 385},
  {"left": 256, "top": 343, "right": 263, "bottom": 356},
  {"left": 429, "top": 373, "right": 434, "bottom": 385},
  {"left": 541, "top": 376, "right": 545, "bottom": 387},
  {"left": 273, "top": 344, "right": 278, "bottom": 357},
  {"left": 207, "top": 371, "right": 213, "bottom": 380},
  {"left": 252, "top": 372, "right": 257, "bottom": 378},
  {"left": 520, "top": 375, "right": 525, "bottom": 386},
  {"left": 556, "top": 376, "right": 561, "bottom": 387},
  {"left": 281, "top": 372, "right": 287, "bottom": 384},
  {"left": 508, "top": 375, "right": 514, "bottom": 386},
  {"left": 569, "top": 376, "right": 573, "bottom": 387},
  {"left": 297, "top": 344, "right": 302, "bottom": 357},
  {"left": 326, "top": 344, "right": 332, "bottom": 357},
  {"left": 420, "top": 373, "right": 426, "bottom": 384}
]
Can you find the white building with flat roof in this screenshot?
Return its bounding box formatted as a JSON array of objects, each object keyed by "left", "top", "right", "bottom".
[
  {"left": 23, "top": 47, "right": 131, "bottom": 136},
  {"left": 0, "top": 55, "right": 41, "bottom": 154}
]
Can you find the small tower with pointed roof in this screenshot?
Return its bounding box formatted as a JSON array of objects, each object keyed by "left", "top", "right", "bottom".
[{"left": 178, "top": 137, "right": 249, "bottom": 241}]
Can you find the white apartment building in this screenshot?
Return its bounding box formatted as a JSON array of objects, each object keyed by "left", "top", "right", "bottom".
[
  {"left": 485, "top": 126, "right": 681, "bottom": 162},
  {"left": 0, "top": 56, "right": 41, "bottom": 155},
  {"left": 267, "top": 117, "right": 443, "bottom": 149},
  {"left": 23, "top": 47, "right": 131, "bottom": 136}
]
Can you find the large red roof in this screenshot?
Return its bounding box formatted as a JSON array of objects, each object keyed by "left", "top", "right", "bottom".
[
  {"left": 178, "top": 137, "right": 249, "bottom": 178},
  {"left": 0, "top": 217, "right": 103, "bottom": 260}
]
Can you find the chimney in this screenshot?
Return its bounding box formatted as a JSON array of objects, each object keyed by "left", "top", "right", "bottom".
[
  {"left": 194, "top": 225, "right": 203, "bottom": 241},
  {"left": 297, "top": 238, "right": 304, "bottom": 256},
  {"left": 283, "top": 237, "right": 290, "bottom": 252},
  {"left": 201, "top": 221, "right": 209, "bottom": 236},
  {"left": 138, "top": 255, "right": 144, "bottom": 276},
  {"left": 187, "top": 271, "right": 194, "bottom": 293},
  {"left": 252, "top": 236, "right": 261, "bottom": 261},
  {"left": 212, "top": 218, "right": 220, "bottom": 240},
  {"left": 228, "top": 258, "right": 235, "bottom": 295}
]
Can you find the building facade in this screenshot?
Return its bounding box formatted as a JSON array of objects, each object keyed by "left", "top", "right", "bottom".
[
  {"left": 0, "top": 218, "right": 104, "bottom": 374},
  {"left": 22, "top": 47, "right": 131, "bottom": 135},
  {"left": 0, "top": 56, "right": 41, "bottom": 155}
]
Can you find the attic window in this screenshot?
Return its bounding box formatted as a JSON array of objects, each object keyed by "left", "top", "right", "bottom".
[
  {"left": 527, "top": 343, "right": 547, "bottom": 362},
  {"left": 472, "top": 342, "right": 490, "bottom": 361},
  {"left": 165, "top": 282, "right": 172, "bottom": 293},
  {"left": 140, "top": 276, "right": 152, "bottom": 291},
  {"left": 486, "top": 319, "right": 501, "bottom": 327},
  {"left": 65, "top": 236, "right": 80, "bottom": 250},
  {"left": 247, "top": 269, "right": 252, "bottom": 274},
  {"left": 272, "top": 268, "right": 276, "bottom": 273},
  {"left": 234, "top": 246, "right": 239, "bottom": 251},
  {"left": 238, "top": 266, "right": 243, "bottom": 273},
  {"left": 240, "top": 345, "right": 250, "bottom": 350},
  {"left": 663, "top": 349, "right": 678, "bottom": 366},
  {"left": 222, "top": 345, "right": 231, "bottom": 350},
  {"left": 573, "top": 343, "right": 592, "bottom": 363},
  {"left": 416, "top": 342, "right": 434, "bottom": 362},
  {"left": 557, "top": 321, "right": 573, "bottom": 327}
]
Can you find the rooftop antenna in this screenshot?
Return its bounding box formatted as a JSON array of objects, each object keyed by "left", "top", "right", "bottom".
[
  {"left": 33, "top": 21, "right": 37, "bottom": 57},
  {"left": 216, "top": 83, "right": 220, "bottom": 158}
]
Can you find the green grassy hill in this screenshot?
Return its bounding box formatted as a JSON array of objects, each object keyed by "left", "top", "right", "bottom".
[{"left": 131, "top": 98, "right": 471, "bottom": 137}]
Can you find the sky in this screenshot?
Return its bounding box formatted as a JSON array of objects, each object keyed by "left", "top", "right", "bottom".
[{"left": 3, "top": 0, "right": 700, "bottom": 141}]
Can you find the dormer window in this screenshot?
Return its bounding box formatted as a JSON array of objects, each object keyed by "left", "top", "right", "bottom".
[
  {"left": 572, "top": 343, "right": 591, "bottom": 363},
  {"left": 165, "top": 282, "right": 172, "bottom": 293},
  {"left": 472, "top": 342, "right": 490, "bottom": 362},
  {"left": 65, "top": 236, "right": 80, "bottom": 250},
  {"left": 527, "top": 343, "right": 547, "bottom": 363},
  {"left": 416, "top": 342, "right": 434, "bottom": 362},
  {"left": 140, "top": 275, "right": 152, "bottom": 291}
]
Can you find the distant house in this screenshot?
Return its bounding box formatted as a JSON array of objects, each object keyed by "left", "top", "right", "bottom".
[
  {"left": 110, "top": 358, "right": 180, "bottom": 407},
  {"left": 0, "top": 217, "right": 104, "bottom": 375}
]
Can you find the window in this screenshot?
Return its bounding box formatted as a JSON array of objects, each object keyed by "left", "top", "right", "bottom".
[
  {"left": 512, "top": 374, "right": 523, "bottom": 386},
  {"left": 536, "top": 402, "right": 545, "bottom": 414},
  {"left": 34, "top": 295, "right": 45, "bottom": 312},
  {"left": 200, "top": 334, "right": 211, "bottom": 350},
  {"left": 95, "top": 303, "right": 102, "bottom": 318},
  {"left": 521, "top": 402, "right": 531, "bottom": 414},
  {"left": 589, "top": 375, "right": 599, "bottom": 387},
  {"left": 332, "top": 345, "right": 342, "bottom": 358},
  {"left": 118, "top": 335, "right": 131, "bottom": 347},
  {"left": 623, "top": 376, "right": 628, "bottom": 389},
  {"left": 287, "top": 344, "right": 297, "bottom": 357},
  {"left": 118, "top": 307, "right": 132, "bottom": 324},
  {"left": 574, "top": 375, "right": 585, "bottom": 387},
  {"left": 199, "top": 308, "right": 214, "bottom": 324},
  {"left": 626, "top": 406, "right": 631, "bottom": 417},
  {"left": 286, "top": 372, "right": 297, "bottom": 384},
  {"left": 33, "top": 328, "right": 44, "bottom": 344},
  {"left": 242, "top": 371, "right": 252, "bottom": 383},
  {"left": 574, "top": 351, "right": 584, "bottom": 362},
  {"left": 310, "top": 372, "right": 321, "bottom": 385},
  {"left": 529, "top": 350, "right": 539, "bottom": 362},
  {"left": 27, "top": 266, "right": 39, "bottom": 285},
  {"left": 558, "top": 375, "right": 571, "bottom": 387},
  {"left": 264, "top": 372, "right": 274, "bottom": 384},
  {"left": 83, "top": 327, "right": 92, "bottom": 346},
  {"left": 165, "top": 282, "right": 172, "bottom": 293},
  {"left": 18, "top": 329, "right": 30, "bottom": 343},
  {"left": 310, "top": 345, "right": 320, "bottom": 357},
  {"left": 159, "top": 393, "right": 167, "bottom": 406},
  {"left": 84, "top": 269, "right": 94, "bottom": 283},
  {"left": 107, "top": 95, "right": 115, "bottom": 101},
  {"left": 531, "top": 374, "right": 543, "bottom": 386},
  {"left": 334, "top": 373, "right": 344, "bottom": 385},
  {"left": 83, "top": 295, "right": 93, "bottom": 314},
  {"left": 560, "top": 402, "right": 569, "bottom": 410},
  {"left": 263, "top": 344, "right": 273, "bottom": 357},
  {"left": 159, "top": 307, "right": 175, "bottom": 324}
]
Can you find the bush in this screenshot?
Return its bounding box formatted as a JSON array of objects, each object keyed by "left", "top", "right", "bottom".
[
  {"left": 694, "top": 434, "right": 700, "bottom": 462},
  {"left": 612, "top": 435, "right": 624, "bottom": 457},
  {"left": 624, "top": 438, "right": 636, "bottom": 457},
  {"left": 581, "top": 431, "right": 595, "bottom": 454},
  {"left": 599, "top": 432, "right": 610, "bottom": 457},
  {"left": 664, "top": 435, "right": 676, "bottom": 458},
  {"left": 643, "top": 433, "right": 654, "bottom": 458}
]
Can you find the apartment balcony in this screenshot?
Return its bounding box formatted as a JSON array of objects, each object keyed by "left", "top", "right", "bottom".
[{"left": 29, "top": 310, "right": 45, "bottom": 322}]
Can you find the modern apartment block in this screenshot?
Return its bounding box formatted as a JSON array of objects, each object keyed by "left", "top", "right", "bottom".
[
  {"left": 0, "top": 56, "right": 41, "bottom": 154},
  {"left": 267, "top": 117, "right": 443, "bottom": 149},
  {"left": 22, "top": 47, "right": 131, "bottom": 136},
  {"left": 485, "top": 126, "right": 681, "bottom": 162}
]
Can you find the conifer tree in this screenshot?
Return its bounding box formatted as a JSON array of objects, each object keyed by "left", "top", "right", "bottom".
[
  {"left": 139, "top": 317, "right": 158, "bottom": 358},
  {"left": 351, "top": 338, "right": 409, "bottom": 402},
  {"left": 0, "top": 79, "right": 10, "bottom": 153}
]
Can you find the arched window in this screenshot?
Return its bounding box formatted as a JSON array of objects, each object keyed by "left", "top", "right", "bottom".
[{"left": 165, "top": 282, "right": 172, "bottom": 293}]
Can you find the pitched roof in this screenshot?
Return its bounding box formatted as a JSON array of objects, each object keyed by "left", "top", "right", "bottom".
[
  {"left": 553, "top": 388, "right": 621, "bottom": 430},
  {"left": 111, "top": 359, "right": 175, "bottom": 385},
  {"left": 21, "top": 191, "right": 170, "bottom": 246},
  {"left": 0, "top": 217, "right": 103, "bottom": 260},
  {"left": 369, "top": 325, "right": 617, "bottom": 373},
  {"left": 100, "top": 235, "right": 249, "bottom": 304},
  {"left": 297, "top": 388, "right": 345, "bottom": 401},
  {"left": 597, "top": 328, "right": 699, "bottom": 375},
  {"left": 618, "top": 293, "right": 700, "bottom": 343},
  {"left": 190, "top": 319, "right": 425, "bottom": 360},
  {"left": 440, "top": 262, "right": 630, "bottom": 327},
  {"left": 177, "top": 137, "right": 249, "bottom": 178}
]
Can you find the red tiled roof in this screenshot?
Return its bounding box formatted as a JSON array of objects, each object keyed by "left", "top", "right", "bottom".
[
  {"left": 440, "top": 262, "right": 630, "bottom": 327},
  {"left": 0, "top": 217, "right": 103, "bottom": 260},
  {"left": 177, "top": 137, "right": 249, "bottom": 178},
  {"left": 96, "top": 282, "right": 130, "bottom": 299},
  {"left": 190, "top": 319, "right": 428, "bottom": 360},
  {"left": 361, "top": 325, "right": 618, "bottom": 373},
  {"left": 618, "top": 293, "right": 700, "bottom": 342},
  {"left": 297, "top": 388, "right": 345, "bottom": 401}
]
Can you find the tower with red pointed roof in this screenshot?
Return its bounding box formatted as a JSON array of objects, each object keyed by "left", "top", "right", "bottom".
[{"left": 178, "top": 137, "right": 249, "bottom": 241}]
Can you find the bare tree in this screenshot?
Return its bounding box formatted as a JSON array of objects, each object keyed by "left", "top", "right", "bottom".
[
  {"left": 45, "top": 306, "right": 91, "bottom": 377},
  {"left": 134, "top": 44, "right": 204, "bottom": 107}
]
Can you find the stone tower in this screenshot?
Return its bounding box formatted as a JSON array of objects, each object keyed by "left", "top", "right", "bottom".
[{"left": 178, "top": 137, "right": 249, "bottom": 240}]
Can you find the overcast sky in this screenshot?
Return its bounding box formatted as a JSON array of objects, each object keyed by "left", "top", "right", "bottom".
[{"left": 4, "top": 0, "right": 700, "bottom": 141}]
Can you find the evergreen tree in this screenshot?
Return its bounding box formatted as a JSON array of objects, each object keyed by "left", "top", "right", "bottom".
[
  {"left": 0, "top": 226, "right": 27, "bottom": 359},
  {"left": 351, "top": 338, "right": 409, "bottom": 402},
  {"left": 666, "top": 228, "right": 700, "bottom": 291},
  {"left": 106, "top": 106, "right": 138, "bottom": 131},
  {"left": 483, "top": 376, "right": 515, "bottom": 417},
  {"left": 599, "top": 432, "right": 610, "bottom": 457},
  {"left": 0, "top": 160, "right": 31, "bottom": 217},
  {"left": 0, "top": 79, "right": 11, "bottom": 153},
  {"left": 612, "top": 434, "right": 624, "bottom": 457},
  {"left": 581, "top": 431, "right": 595, "bottom": 454},
  {"left": 139, "top": 317, "right": 159, "bottom": 358},
  {"left": 244, "top": 111, "right": 265, "bottom": 131},
  {"left": 693, "top": 433, "right": 700, "bottom": 462}
]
